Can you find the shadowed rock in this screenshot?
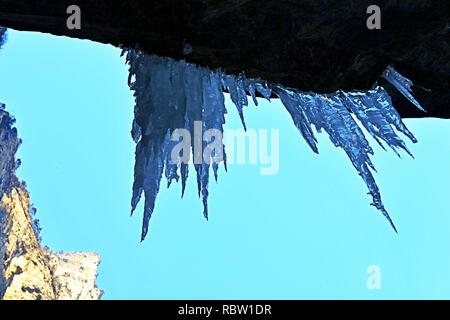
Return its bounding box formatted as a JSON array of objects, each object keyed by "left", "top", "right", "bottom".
[{"left": 0, "top": 0, "right": 448, "bottom": 118}]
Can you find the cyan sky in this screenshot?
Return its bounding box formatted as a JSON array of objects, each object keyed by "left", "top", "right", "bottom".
[{"left": 0, "top": 29, "right": 449, "bottom": 299}]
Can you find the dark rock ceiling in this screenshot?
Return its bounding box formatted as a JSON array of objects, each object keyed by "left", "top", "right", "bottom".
[{"left": 0, "top": 0, "right": 448, "bottom": 118}]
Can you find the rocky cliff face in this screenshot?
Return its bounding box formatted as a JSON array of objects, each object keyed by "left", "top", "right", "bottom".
[{"left": 0, "top": 107, "right": 102, "bottom": 300}]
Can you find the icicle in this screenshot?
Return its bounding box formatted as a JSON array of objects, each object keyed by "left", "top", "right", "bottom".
[
  {"left": 274, "top": 89, "right": 398, "bottom": 231},
  {"left": 382, "top": 65, "right": 426, "bottom": 112},
  {"left": 340, "top": 86, "right": 416, "bottom": 158},
  {"left": 124, "top": 50, "right": 424, "bottom": 239},
  {"left": 255, "top": 82, "right": 272, "bottom": 101},
  {"left": 124, "top": 52, "right": 229, "bottom": 238},
  {"left": 224, "top": 74, "right": 248, "bottom": 130},
  {"left": 273, "top": 87, "right": 318, "bottom": 153},
  {"left": 245, "top": 79, "right": 259, "bottom": 106}
]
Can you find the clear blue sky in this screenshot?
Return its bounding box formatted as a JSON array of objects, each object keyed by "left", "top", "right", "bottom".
[{"left": 0, "top": 29, "right": 449, "bottom": 299}]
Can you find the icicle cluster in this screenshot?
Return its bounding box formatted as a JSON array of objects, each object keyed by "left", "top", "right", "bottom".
[
  {"left": 382, "top": 65, "right": 425, "bottom": 112},
  {"left": 123, "top": 49, "right": 424, "bottom": 240}
]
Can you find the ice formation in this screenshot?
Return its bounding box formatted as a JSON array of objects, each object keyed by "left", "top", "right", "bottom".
[
  {"left": 123, "top": 49, "right": 424, "bottom": 240},
  {"left": 382, "top": 65, "right": 426, "bottom": 112}
]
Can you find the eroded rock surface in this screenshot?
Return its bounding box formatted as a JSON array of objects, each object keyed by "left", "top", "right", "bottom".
[{"left": 46, "top": 251, "right": 102, "bottom": 300}]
